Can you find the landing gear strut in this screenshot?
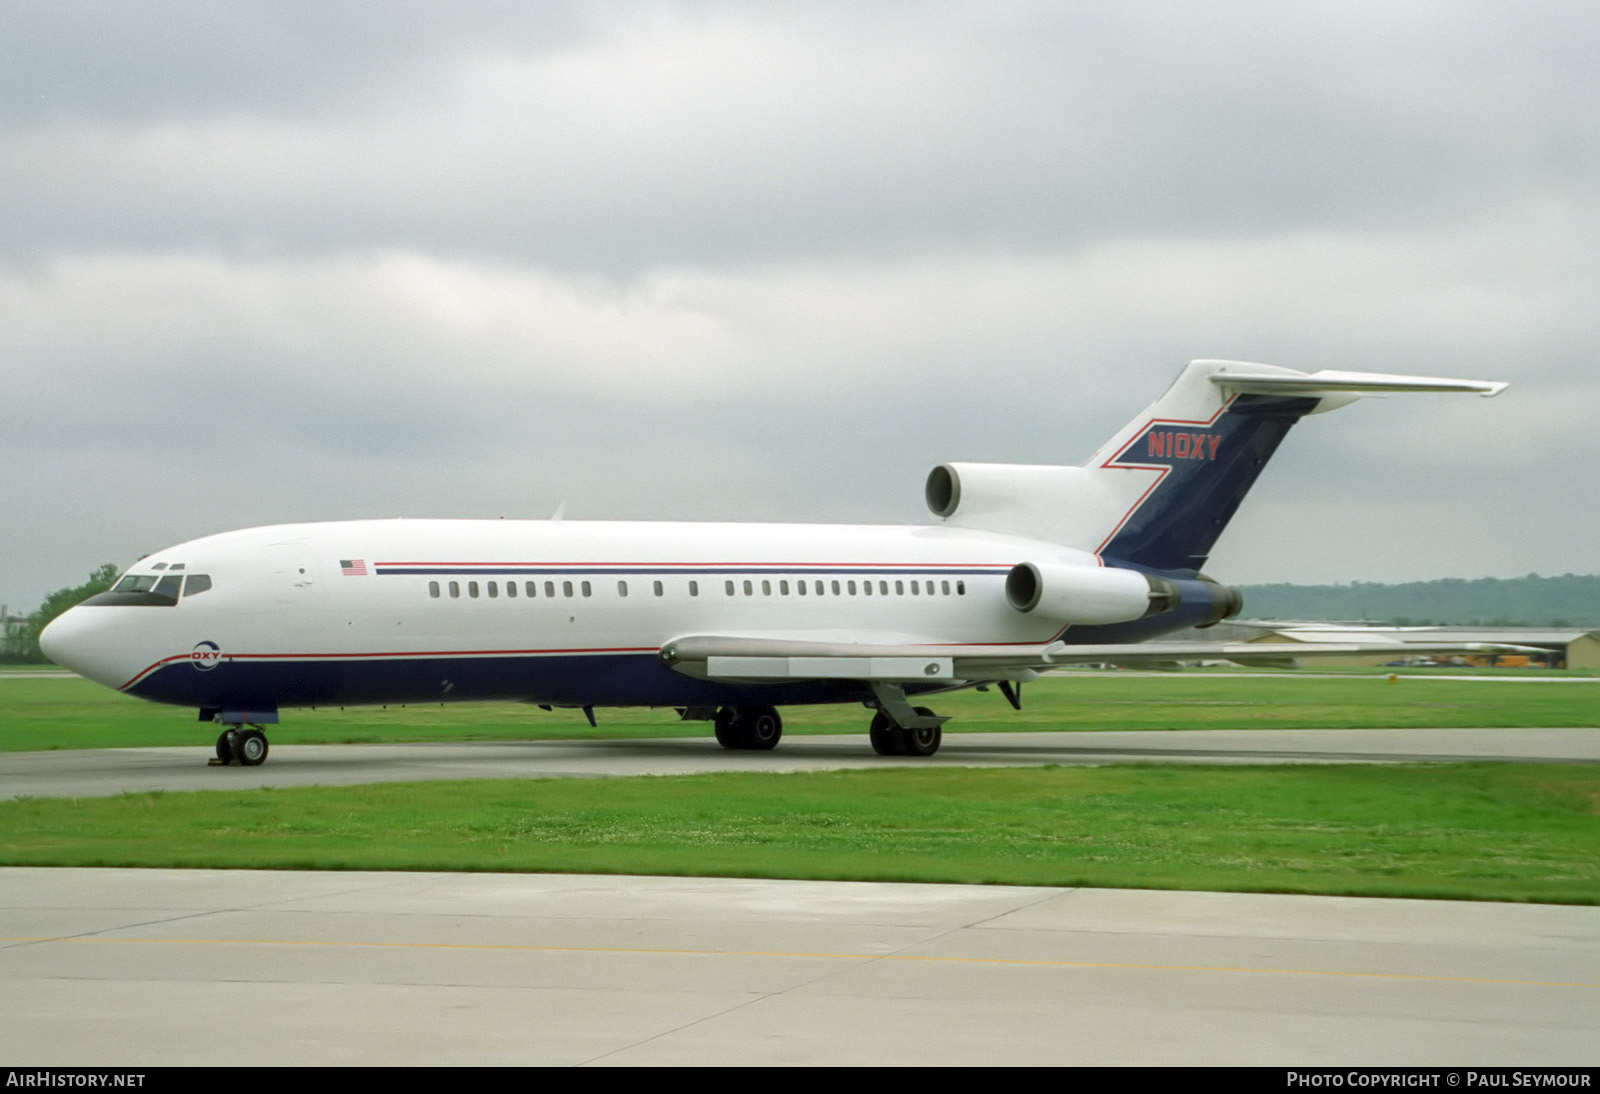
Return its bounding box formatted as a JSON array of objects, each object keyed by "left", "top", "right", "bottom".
[{"left": 713, "top": 706, "right": 783, "bottom": 751}]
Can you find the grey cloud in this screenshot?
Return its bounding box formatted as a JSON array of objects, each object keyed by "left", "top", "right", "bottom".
[
  {"left": 4, "top": 2, "right": 1597, "bottom": 608},
  {"left": 0, "top": 0, "right": 591, "bottom": 124},
  {"left": 4, "top": 4, "right": 1597, "bottom": 271}
]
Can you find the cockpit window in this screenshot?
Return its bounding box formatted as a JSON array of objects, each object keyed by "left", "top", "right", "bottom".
[
  {"left": 183, "top": 574, "right": 212, "bottom": 597},
  {"left": 82, "top": 571, "right": 195, "bottom": 607},
  {"left": 113, "top": 575, "right": 159, "bottom": 594}
]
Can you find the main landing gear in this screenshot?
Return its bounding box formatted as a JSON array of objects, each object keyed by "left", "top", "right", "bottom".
[
  {"left": 867, "top": 683, "right": 949, "bottom": 757},
  {"left": 868, "top": 709, "right": 943, "bottom": 757},
  {"left": 713, "top": 705, "right": 783, "bottom": 750},
  {"left": 213, "top": 726, "right": 270, "bottom": 767},
  {"left": 710, "top": 686, "right": 950, "bottom": 758}
]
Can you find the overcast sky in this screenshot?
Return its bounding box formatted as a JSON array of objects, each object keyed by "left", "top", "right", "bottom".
[{"left": 4, "top": 0, "right": 1597, "bottom": 612}]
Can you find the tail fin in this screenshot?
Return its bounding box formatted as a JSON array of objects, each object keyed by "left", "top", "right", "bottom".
[{"left": 927, "top": 360, "right": 1505, "bottom": 575}]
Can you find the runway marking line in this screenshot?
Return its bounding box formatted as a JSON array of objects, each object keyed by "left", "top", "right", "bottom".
[{"left": 4, "top": 935, "right": 1594, "bottom": 989}]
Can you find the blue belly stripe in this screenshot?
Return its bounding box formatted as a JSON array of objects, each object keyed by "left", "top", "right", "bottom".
[{"left": 125, "top": 651, "right": 915, "bottom": 711}]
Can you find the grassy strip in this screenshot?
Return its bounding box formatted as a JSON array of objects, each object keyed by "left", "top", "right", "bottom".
[
  {"left": 3, "top": 764, "right": 1596, "bottom": 904},
  {"left": 2, "top": 671, "right": 1596, "bottom": 753}
]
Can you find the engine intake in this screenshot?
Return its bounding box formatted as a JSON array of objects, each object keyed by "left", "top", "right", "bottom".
[{"left": 925, "top": 464, "right": 960, "bottom": 518}]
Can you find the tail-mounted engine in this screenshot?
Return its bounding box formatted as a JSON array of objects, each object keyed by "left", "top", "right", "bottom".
[
  {"left": 1004, "top": 561, "right": 1241, "bottom": 629},
  {"left": 926, "top": 462, "right": 1082, "bottom": 524}
]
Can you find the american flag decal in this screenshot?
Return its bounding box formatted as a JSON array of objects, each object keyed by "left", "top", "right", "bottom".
[{"left": 340, "top": 559, "right": 368, "bottom": 576}]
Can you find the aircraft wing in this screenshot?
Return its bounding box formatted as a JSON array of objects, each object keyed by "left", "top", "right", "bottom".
[
  {"left": 660, "top": 635, "right": 1542, "bottom": 682},
  {"left": 1033, "top": 640, "right": 1542, "bottom": 670},
  {"left": 660, "top": 635, "right": 1062, "bottom": 683}
]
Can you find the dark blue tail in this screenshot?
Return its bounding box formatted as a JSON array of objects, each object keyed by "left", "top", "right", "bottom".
[{"left": 1096, "top": 394, "right": 1322, "bottom": 575}]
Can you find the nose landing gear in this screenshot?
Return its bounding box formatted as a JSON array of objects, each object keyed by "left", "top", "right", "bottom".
[
  {"left": 211, "top": 726, "right": 270, "bottom": 767},
  {"left": 202, "top": 707, "right": 280, "bottom": 767}
]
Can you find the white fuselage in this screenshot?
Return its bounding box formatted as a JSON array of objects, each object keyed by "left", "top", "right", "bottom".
[{"left": 43, "top": 517, "right": 1101, "bottom": 711}]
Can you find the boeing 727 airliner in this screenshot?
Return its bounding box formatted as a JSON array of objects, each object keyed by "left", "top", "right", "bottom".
[{"left": 40, "top": 360, "right": 1507, "bottom": 765}]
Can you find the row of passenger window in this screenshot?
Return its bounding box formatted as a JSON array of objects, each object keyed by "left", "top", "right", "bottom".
[{"left": 426, "top": 577, "right": 969, "bottom": 600}]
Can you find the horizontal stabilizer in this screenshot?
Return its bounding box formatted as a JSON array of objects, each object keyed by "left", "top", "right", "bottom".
[{"left": 1207, "top": 364, "right": 1507, "bottom": 398}]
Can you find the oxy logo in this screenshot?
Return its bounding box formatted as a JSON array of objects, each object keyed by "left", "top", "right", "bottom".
[
  {"left": 190, "top": 640, "right": 223, "bottom": 671},
  {"left": 1145, "top": 429, "right": 1221, "bottom": 461}
]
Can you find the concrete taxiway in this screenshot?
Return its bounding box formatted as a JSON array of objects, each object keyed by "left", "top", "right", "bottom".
[
  {"left": 2, "top": 867, "right": 1595, "bottom": 1066},
  {"left": 5, "top": 727, "right": 1599, "bottom": 800}
]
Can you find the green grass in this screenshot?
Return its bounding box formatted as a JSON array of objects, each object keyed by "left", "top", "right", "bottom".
[
  {"left": 5, "top": 672, "right": 1594, "bottom": 904},
  {"left": 1, "top": 671, "right": 1595, "bottom": 753},
  {"left": 2, "top": 764, "right": 1596, "bottom": 903}
]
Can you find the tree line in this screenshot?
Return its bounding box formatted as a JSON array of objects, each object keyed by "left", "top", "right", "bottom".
[
  {"left": 2, "top": 564, "right": 119, "bottom": 663},
  {"left": 1238, "top": 573, "right": 1600, "bottom": 628}
]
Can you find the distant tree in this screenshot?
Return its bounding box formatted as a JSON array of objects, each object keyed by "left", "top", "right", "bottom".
[
  {"left": 6, "top": 564, "right": 121, "bottom": 664},
  {"left": 1240, "top": 574, "right": 1600, "bottom": 627}
]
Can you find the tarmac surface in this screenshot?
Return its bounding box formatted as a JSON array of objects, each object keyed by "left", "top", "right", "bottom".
[
  {"left": 5, "top": 727, "right": 1600, "bottom": 800},
  {"left": 3, "top": 867, "right": 1597, "bottom": 1066}
]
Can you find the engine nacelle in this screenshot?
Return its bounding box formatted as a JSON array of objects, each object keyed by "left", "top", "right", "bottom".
[
  {"left": 926, "top": 462, "right": 1083, "bottom": 522},
  {"left": 1004, "top": 562, "right": 1178, "bottom": 625}
]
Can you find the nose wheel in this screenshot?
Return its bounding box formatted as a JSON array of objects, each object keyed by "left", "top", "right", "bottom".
[{"left": 212, "top": 726, "right": 270, "bottom": 766}]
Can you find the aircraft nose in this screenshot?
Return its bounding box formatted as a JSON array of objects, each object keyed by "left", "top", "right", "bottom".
[
  {"left": 39, "top": 606, "right": 134, "bottom": 689},
  {"left": 38, "top": 610, "right": 72, "bottom": 666}
]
